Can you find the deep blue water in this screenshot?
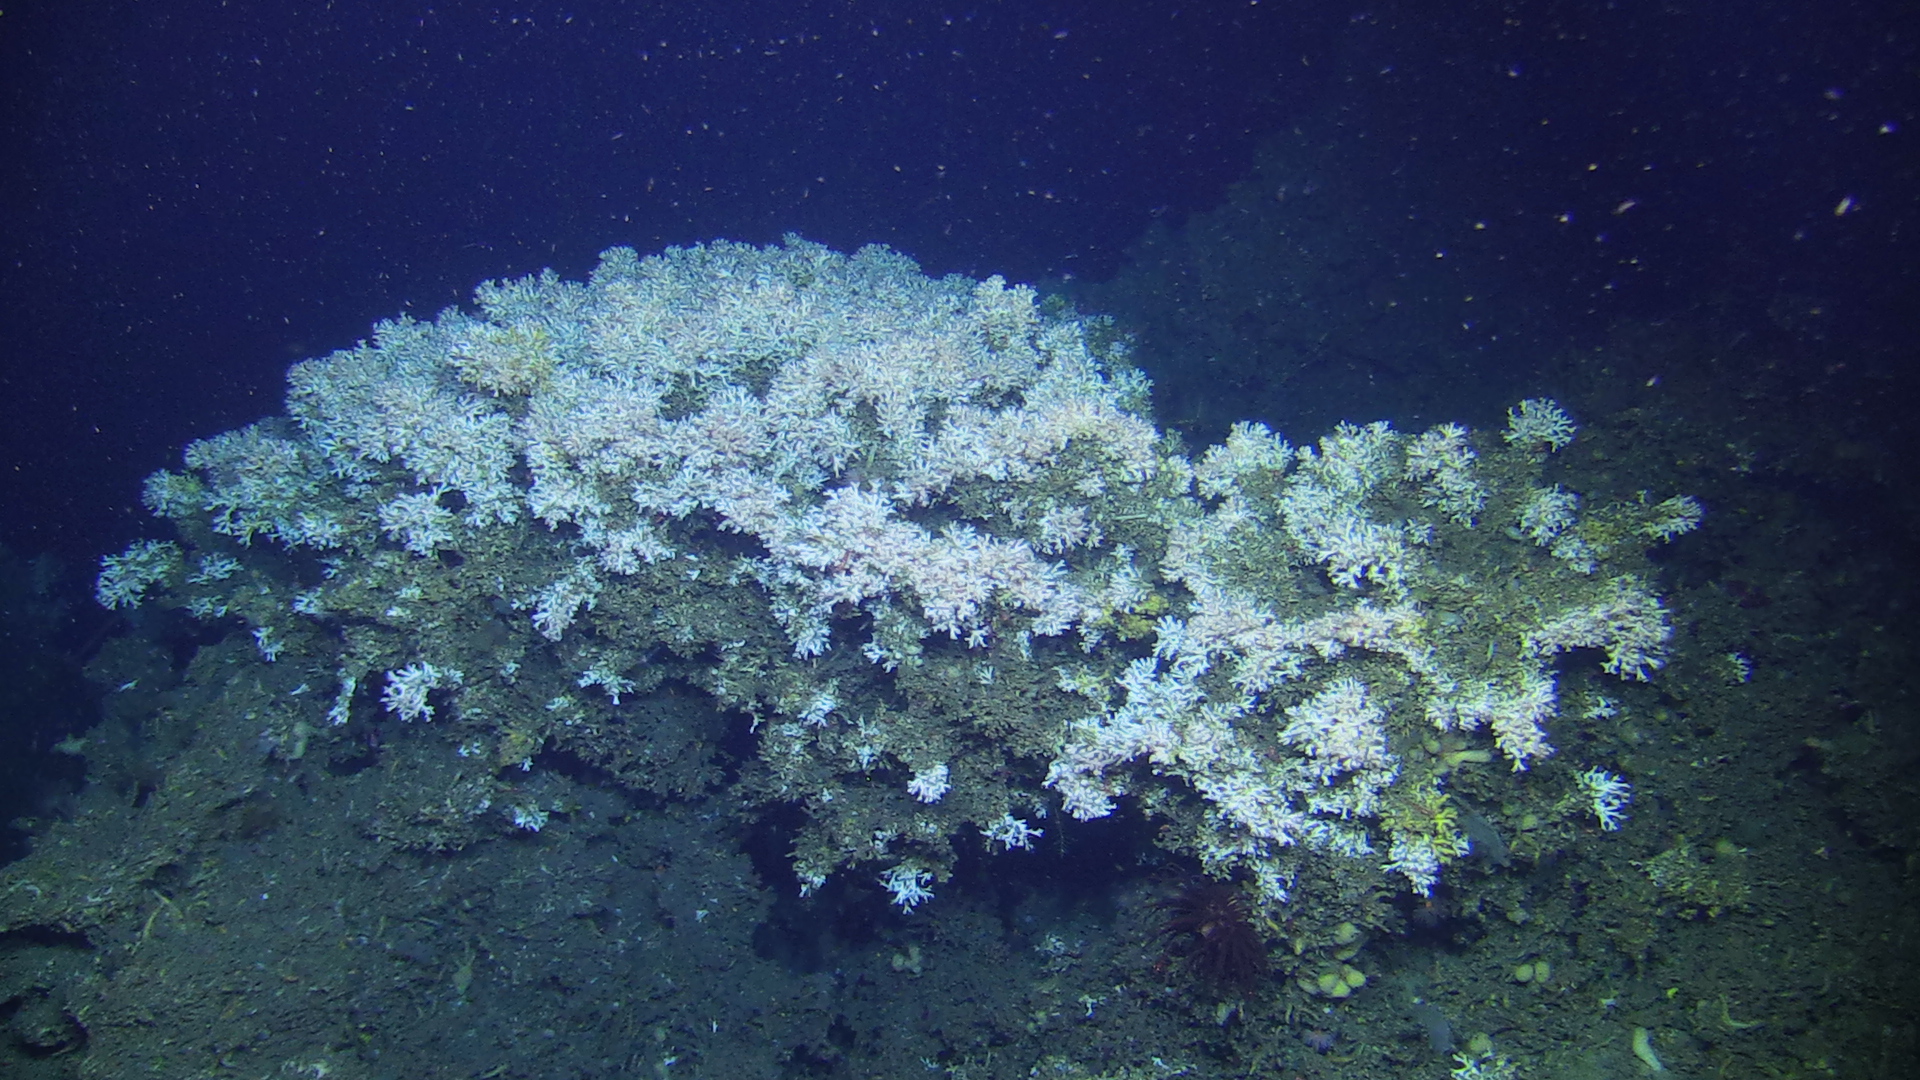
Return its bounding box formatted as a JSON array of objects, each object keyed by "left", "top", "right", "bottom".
[{"left": 4, "top": 0, "right": 1912, "bottom": 565}]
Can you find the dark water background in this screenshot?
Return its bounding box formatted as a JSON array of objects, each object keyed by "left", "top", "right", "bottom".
[{"left": 4, "top": 0, "right": 1912, "bottom": 564}]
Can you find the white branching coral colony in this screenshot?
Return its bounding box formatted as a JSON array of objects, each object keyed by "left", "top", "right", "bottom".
[{"left": 99, "top": 236, "right": 1698, "bottom": 913}]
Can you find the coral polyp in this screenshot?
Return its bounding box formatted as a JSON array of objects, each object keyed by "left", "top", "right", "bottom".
[{"left": 1156, "top": 880, "right": 1268, "bottom": 994}]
